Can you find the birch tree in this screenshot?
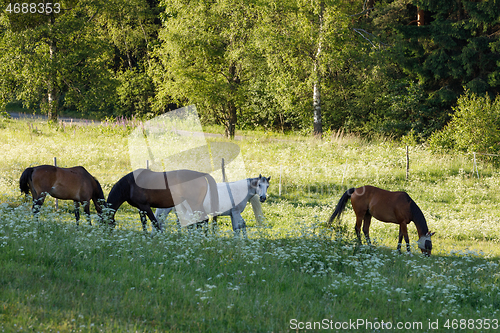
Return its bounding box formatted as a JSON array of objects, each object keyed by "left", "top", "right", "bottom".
[{"left": 254, "top": 0, "right": 350, "bottom": 137}]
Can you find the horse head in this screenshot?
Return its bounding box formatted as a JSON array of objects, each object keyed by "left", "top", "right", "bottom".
[
  {"left": 417, "top": 231, "right": 435, "bottom": 256},
  {"left": 257, "top": 174, "right": 271, "bottom": 202}
]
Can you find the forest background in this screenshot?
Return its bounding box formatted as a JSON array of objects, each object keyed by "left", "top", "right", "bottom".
[{"left": 0, "top": 0, "right": 499, "bottom": 150}]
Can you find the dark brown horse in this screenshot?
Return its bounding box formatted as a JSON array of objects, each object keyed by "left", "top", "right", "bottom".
[
  {"left": 19, "top": 165, "right": 104, "bottom": 225},
  {"left": 328, "top": 185, "right": 435, "bottom": 255},
  {"left": 106, "top": 169, "right": 219, "bottom": 232}
]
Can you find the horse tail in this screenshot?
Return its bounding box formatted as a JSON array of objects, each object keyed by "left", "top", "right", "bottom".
[
  {"left": 410, "top": 198, "right": 429, "bottom": 235},
  {"left": 92, "top": 176, "right": 105, "bottom": 214},
  {"left": 19, "top": 167, "right": 34, "bottom": 195},
  {"left": 327, "top": 188, "right": 355, "bottom": 227},
  {"left": 206, "top": 173, "right": 219, "bottom": 216}
]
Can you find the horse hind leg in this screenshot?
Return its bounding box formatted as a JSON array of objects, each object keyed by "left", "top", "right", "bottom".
[
  {"left": 82, "top": 201, "right": 92, "bottom": 226},
  {"left": 354, "top": 215, "right": 363, "bottom": 244},
  {"left": 74, "top": 201, "right": 81, "bottom": 226},
  {"left": 32, "top": 193, "right": 47, "bottom": 217},
  {"left": 362, "top": 213, "right": 372, "bottom": 246},
  {"left": 139, "top": 211, "right": 148, "bottom": 231}
]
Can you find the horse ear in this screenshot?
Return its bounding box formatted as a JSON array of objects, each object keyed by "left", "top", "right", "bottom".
[
  {"left": 427, "top": 231, "right": 435, "bottom": 237},
  {"left": 259, "top": 174, "right": 262, "bottom": 179},
  {"left": 267, "top": 176, "right": 271, "bottom": 181}
]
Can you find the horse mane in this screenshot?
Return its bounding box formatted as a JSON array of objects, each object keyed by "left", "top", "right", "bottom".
[
  {"left": 409, "top": 198, "right": 429, "bottom": 235},
  {"left": 92, "top": 176, "right": 105, "bottom": 200}
]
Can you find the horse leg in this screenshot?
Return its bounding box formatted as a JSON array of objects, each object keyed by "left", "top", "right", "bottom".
[
  {"left": 402, "top": 222, "right": 411, "bottom": 253},
  {"left": 211, "top": 216, "right": 218, "bottom": 234},
  {"left": 397, "top": 229, "right": 404, "bottom": 253},
  {"left": 32, "top": 193, "right": 46, "bottom": 218},
  {"left": 398, "top": 222, "right": 411, "bottom": 253},
  {"left": 173, "top": 209, "right": 181, "bottom": 231},
  {"left": 83, "top": 201, "right": 92, "bottom": 226},
  {"left": 230, "top": 210, "right": 247, "bottom": 237},
  {"left": 143, "top": 208, "right": 162, "bottom": 232},
  {"left": 74, "top": 201, "right": 81, "bottom": 226},
  {"left": 93, "top": 197, "right": 104, "bottom": 225},
  {"left": 139, "top": 211, "right": 148, "bottom": 231},
  {"left": 196, "top": 218, "right": 210, "bottom": 236},
  {"left": 354, "top": 214, "right": 363, "bottom": 244},
  {"left": 362, "top": 213, "right": 372, "bottom": 246}
]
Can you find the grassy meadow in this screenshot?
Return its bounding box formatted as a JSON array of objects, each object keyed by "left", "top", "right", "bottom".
[{"left": 0, "top": 117, "right": 500, "bottom": 332}]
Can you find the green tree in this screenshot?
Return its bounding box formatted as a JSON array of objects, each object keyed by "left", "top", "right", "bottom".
[
  {"left": 97, "top": 0, "right": 160, "bottom": 117},
  {"left": 116, "top": 69, "right": 155, "bottom": 117},
  {"left": 253, "top": 0, "right": 352, "bottom": 137},
  {"left": 152, "top": 0, "right": 257, "bottom": 138},
  {"left": 362, "top": 0, "right": 500, "bottom": 136},
  {"left": 0, "top": 0, "right": 119, "bottom": 121}
]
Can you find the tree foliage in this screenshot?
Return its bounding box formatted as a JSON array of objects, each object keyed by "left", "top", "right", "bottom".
[
  {"left": 429, "top": 91, "right": 500, "bottom": 154},
  {"left": 152, "top": 0, "right": 263, "bottom": 138},
  {"left": 0, "top": 0, "right": 497, "bottom": 142},
  {"left": 366, "top": 0, "right": 500, "bottom": 133},
  {"left": 0, "top": 0, "right": 118, "bottom": 120}
]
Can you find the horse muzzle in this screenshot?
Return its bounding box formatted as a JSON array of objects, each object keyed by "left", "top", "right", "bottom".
[
  {"left": 420, "top": 239, "right": 432, "bottom": 256},
  {"left": 260, "top": 195, "right": 266, "bottom": 203},
  {"left": 420, "top": 248, "right": 431, "bottom": 256}
]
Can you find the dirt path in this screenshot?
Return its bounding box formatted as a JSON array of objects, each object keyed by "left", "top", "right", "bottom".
[{"left": 8, "top": 112, "right": 100, "bottom": 126}]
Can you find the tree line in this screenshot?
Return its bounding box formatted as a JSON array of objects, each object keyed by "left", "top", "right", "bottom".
[{"left": 0, "top": 0, "right": 499, "bottom": 140}]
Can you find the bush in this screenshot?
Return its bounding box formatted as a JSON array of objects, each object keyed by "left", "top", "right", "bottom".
[
  {"left": 116, "top": 69, "right": 155, "bottom": 117},
  {"left": 429, "top": 92, "right": 500, "bottom": 154}
]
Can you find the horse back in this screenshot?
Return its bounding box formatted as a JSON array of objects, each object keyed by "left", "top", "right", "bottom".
[
  {"left": 32, "top": 165, "right": 95, "bottom": 201},
  {"left": 128, "top": 169, "right": 209, "bottom": 209}
]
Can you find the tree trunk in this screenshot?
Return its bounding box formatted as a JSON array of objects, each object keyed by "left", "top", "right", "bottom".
[
  {"left": 224, "top": 63, "right": 239, "bottom": 139},
  {"left": 312, "top": 2, "right": 324, "bottom": 138},
  {"left": 47, "top": 16, "right": 58, "bottom": 122},
  {"left": 313, "top": 71, "right": 322, "bottom": 138},
  {"left": 417, "top": 8, "right": 425, "bottom": 26},
  {"left": 225, "top": 102, "right": 237, "bottom": 139}
]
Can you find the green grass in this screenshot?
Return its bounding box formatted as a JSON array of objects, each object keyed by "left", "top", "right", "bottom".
[{"left": 1, "top": 118, "right": 499, "bottom": 332}]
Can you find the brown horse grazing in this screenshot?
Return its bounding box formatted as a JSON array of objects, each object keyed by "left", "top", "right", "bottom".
[
  {"left": 328, "top": 185, "right": 435, "bottom": 256},
  {"left": 106, "top": 169, "right": 219, "bottom": 232},
  {"left": 19, "top": 165, "right": 105, "bottom": 225}
]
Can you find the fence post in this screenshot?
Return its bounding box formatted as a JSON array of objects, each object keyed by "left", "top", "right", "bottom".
[
  {"left": 473, "top": 152, "right": 479, "bottom": 178},
  {"left": 221, "top": 158, "right": 226, "bottom": 182},
  {"left": 54, "top": 157, "right": 58, "bottom": 210}
]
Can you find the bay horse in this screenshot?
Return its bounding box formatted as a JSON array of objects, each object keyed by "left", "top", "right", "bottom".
[
  {"left": 155, "top": 175, "right": 271, "bottom": 232},
  {"left": 106, "top": 169, "right": 219, "bottom": 232},
  {"left": 328, "top": 185, "right": 435, "bottom": 255},
  {"left": 19, "top": 165, "right": 104, "bottom": 225}
]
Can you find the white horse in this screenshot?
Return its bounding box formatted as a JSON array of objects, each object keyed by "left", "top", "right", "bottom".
[{"left": 155, "top": 175, "right": 271, "bottom": 232}]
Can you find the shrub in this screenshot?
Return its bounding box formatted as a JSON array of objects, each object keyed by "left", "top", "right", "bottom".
[{"left": 429, "top": 91, "right": 500, "bottom": 154}]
